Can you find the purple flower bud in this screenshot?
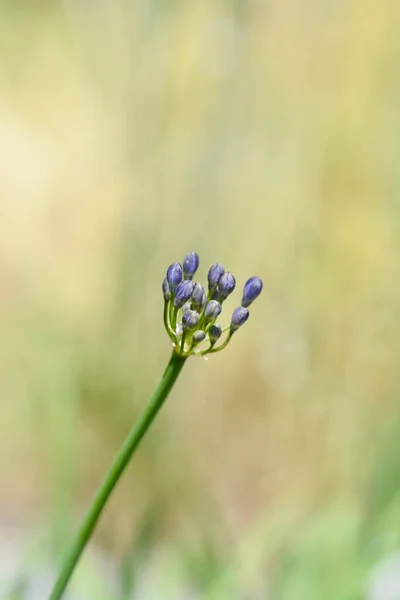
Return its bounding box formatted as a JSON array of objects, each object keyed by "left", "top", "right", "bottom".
[
  {"left": 192, "top": 330, "right": 206, "bottom": 344},
  {"left": 182, "top": 302, "right": 191, "bottom": 314},
  {"left": 217, "top": 272, "right": 236, "bottom": 301},
  {"left": 162, "top": 277, "right": 171, "bottom": 301},
  {"left": 191, "top": 282, "right": 205, "bottom": 310},
  {"left": 183, "top": 252, "right": 199, "bottom": 280},
  {"left": 242, "top": 277, "right": 263, "bottom": 308},
  {"left": 204, "top": 300, "right": 222, "bottom": 321},
  {"left": 166, "top": 262, "right": 183, "bottom": 293},
  {"left": 207, "top": 263, "right": 225, "bottom": 291},
  {"left": 182, "top": 309, "right": 200, "bottom": 331},
  {"left": 230, "top": 306, "right": 249, "bottom": 332},
  {"left": 174, "top": 280, "right": 195, "bottom": 309},
  {"left": 208, "top": 324, "right": 222, "bottom": 344}
]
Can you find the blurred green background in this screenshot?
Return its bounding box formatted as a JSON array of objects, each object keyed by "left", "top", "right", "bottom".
[{"left": 1, "top": 1, "right": 400, "bottom": 598}]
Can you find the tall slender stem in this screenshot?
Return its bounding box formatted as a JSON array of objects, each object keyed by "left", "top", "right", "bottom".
[{"left": 48, "top": 352, "right": 186, "bottom": 600}]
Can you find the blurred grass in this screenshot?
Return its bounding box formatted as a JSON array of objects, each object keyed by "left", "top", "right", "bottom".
[{"left": 1, "top": 0, "right": 400, "bottom": 597}]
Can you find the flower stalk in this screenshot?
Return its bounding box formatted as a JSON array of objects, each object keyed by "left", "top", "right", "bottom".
[{"left": 48, "top": 352, "right": 186, "bottom": 600}]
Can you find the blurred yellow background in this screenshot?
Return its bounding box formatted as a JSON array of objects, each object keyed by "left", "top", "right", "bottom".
[{"left": 1, "top": 1, "right": 400, "bottom": 598}]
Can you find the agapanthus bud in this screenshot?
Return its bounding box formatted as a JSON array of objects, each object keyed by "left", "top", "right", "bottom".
[
  {"left": 191, "top": 282, "right": 205, "bottom": 310},
  {"left": 182, "top": 302, "right": 191, "bottom": 314},
  {"left": 167, "top": 262, "right": 183, "bottom": 293},
  {"left": 162, "top": 277, "right": 171, "bottom": 301},
  {"left": 230, "top": 306, "right": 249, "bottom": 332},
  {"left": 192, "top": 330, "right": 206, "bottom": 344},
  {"left": 174, "top": 280, "right": 195, "bottom": 309},
  {"left": 208, "top": 324, "right": 222, "bottom": 344},
  {"left": 204, "top": 300, "right": 222, "bottom": 321},
  {"left": 207, "top": 263, "right": 225, "bottom": 291},
  {"left": 182, "top": 309, "right": 200, "bottom": 331},
  {"left": 183, "top": 252, "right": 199, "bottom": 280},
  {"left": 242, "top": 277, "right": 263, "bottom": 308},
  {"left": 217, "top": 272, "right": 236, "bottom": 301}
]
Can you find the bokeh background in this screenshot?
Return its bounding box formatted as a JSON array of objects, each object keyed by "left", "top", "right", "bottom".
[{"left": 2, "top": 1, "right": 400, "bottom": 598}]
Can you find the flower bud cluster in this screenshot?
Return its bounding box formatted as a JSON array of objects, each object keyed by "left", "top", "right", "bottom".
[{"left": 163, "top": 252, "right": 263, "bottom": 357}]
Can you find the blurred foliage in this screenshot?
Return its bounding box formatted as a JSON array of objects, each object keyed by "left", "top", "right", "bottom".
[{"left": 1, "top": 0, "right": 400, "bottom": 597}]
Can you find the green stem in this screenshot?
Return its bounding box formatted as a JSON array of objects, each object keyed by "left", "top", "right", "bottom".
[
  {"left": 172, "top": 308, "right": 179, "bottom": 331},
  {"left": 201, "top": 332, "right": 233, "bottom": 355},
  {"left": 164, "top": 300, "right": 178, "bottom": 344},
  {"left": 180, "top": 331, "right": 187, "bottom": 354},
  {"left": 48, "top": 351, "right": 187, "bottom": 600},
  {"left": 169, "top": 298, "right": 174, "bottom": 329}
]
